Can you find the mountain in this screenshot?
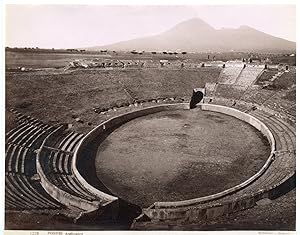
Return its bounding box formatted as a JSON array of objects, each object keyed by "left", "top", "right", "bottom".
[{"left": 87, "top": 18, "right": 296, "bottom": 53}]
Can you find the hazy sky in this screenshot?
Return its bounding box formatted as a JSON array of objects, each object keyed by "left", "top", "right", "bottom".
[{"left": 6, "top": 5, "right": 296, "bottom": 48}]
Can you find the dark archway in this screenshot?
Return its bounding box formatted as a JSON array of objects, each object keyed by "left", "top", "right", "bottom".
[{"left": 189, "top": 89, "right": 204, "bottom": 109}]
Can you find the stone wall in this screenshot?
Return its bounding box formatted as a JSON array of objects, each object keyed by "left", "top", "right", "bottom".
[
  {"left": 72, "top": 103, "right": 190, "bottom": 202},
  {"left": 36, "top": 126, "right": 100, "bottom": 212}
]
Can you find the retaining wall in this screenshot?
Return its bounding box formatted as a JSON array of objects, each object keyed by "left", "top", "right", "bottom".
[
  {"left": 201, "top": 104, "right": 275, "bottom": 151},
  {"left": 36, "top": 125, "right": 101, "bottom": 212},
  {"left": 71, "top": 103, "right": 285, "bottom": 225},
  {"left": 72, "top": 103, "right": 190, "bottom": 202},
  {"left": 135, "top": 171, "right": 295, "bottom": 225},
  {"left": 73, "top": 103, "right": 275, "bottom": 210},
  {"left": 129, "top": 104, "right": 294, "bottom": 227},
  {"left": 150, "top": 103, "right": 275, "bottom": 209}
]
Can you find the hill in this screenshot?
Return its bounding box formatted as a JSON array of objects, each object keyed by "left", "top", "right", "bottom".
[{"left": 87, "top": 18, "right": 295, "bottom": 53}]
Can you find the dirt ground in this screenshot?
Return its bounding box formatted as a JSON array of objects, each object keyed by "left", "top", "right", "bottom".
[{"left": 96, "top": 109, "right": 270, "bottom": 207}]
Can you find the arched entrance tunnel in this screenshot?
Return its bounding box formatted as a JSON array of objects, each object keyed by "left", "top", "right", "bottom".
[{"left": 190, "top": 88, "right": 204, "bottom": 109}]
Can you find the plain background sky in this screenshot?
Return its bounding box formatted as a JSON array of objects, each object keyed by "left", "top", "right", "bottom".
[{"left": 5, "top": 5, "right": 296, "bottom": 49}]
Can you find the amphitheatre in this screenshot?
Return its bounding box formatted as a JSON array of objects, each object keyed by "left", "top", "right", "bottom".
[{"left": 5, "top": 49, "right": 296, "bottom": 230}]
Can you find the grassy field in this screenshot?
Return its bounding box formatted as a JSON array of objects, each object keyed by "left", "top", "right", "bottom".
[
  {"left": 6, "top": 67, "right": 221, "bottom": 133},
  {"left": 282, "top": 89, "right": 296, "bottom": 102},
  {"left": 5, "top": 49, "right": 296, "bottom": 69},
  {"left": 255, "top": 70, "right": 278, "bottom": 85},
  {"left": 254, "top": 68, "right": 296, "bottom": 91},
  {"left": 272, "top": 68, "right": 296, "bottom": 90},
  {"left": 5, "top": 50, "right": 185, "bottom": 69},
  {"left": 5, "top": 51, "right": 108, "bottom": 68}
]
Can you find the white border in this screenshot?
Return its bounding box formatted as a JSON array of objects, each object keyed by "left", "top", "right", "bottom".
[{"left": 1, "top": 1, "right": 298, "bottom": 235}]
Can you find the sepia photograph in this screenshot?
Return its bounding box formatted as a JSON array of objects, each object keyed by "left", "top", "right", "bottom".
[{"left": 3, "top": 2, "right": 297, "bottom": 233}]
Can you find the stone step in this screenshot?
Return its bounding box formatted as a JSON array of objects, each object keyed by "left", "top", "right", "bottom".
[
  {"left": 14, "top": 174, "right": 56, "bottom": 208},
  {"left": 21, "top": 174, "right": 61, "bottom": 208},
  {"left": 6, "top": 122, "right": 31, "bottom": 139},
  {"left": 254, "top": 111, "right": 295, "bottom": 150},
  {"left": 63, "top": 174, "right": 96, "bottom": 200},
  {"left": 60, "top": 132, "right": 81, "bottom": 151},
  {"left": 6, "top": 174, "right": 43, "bottom": 209},
  {"left": 5, "top": 186, "right": 32, "bottom": 209},
  {"left": 7, "top": 123, "right": 46, "bottom": 145},
  {"left": 6, "top": 123, "right": 36, "bottom": 143},
  {"left": 49, "top": 173, "right": 95, "bottom": 201}
]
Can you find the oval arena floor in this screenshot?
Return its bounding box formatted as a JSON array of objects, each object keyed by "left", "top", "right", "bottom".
[{"left": 95, "top": 109, "right": 270, "bottom": 207}]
